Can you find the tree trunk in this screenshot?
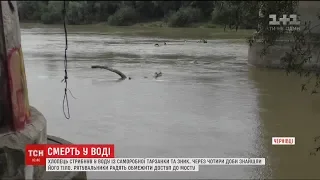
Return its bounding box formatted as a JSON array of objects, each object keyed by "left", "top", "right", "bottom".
[{"left": 91, "top": 65, "right": 127, "bottom": 80}]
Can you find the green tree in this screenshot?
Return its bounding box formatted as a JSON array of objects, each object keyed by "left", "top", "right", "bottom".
[
  {"left": 40, "top": 1, "right": 63, "bottom": 24},
  {"left": 67, "top": 1, "right": 88, "bottom": 25},
  {"left": 107, "top": 6, "right": 139, "bottom": 26},
  {"left": 189, "top": 1, "right": 215, "bottom": 20},
  {"left": 18, "top": 1, "right": 46, "bottom": 21},
  {"left": 168, "top": 7, "right": 203, "bottom": 27},
  {"left": 212, "top": 1, "right": 259, "bottom": 31},
  {"left": 135, "top": 1, "right": 156, "bottom": 20}
]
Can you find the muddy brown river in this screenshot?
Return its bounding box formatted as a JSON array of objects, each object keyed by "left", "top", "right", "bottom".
[{"left": 21, "top": 26, "right": 320, "bottom": 179}]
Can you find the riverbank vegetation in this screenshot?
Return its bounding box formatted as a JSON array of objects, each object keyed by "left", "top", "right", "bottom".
[
  {"left": 18, "top": 1, "right": 258, "bottom": 39},
  {"left": 17, "top": 1, "right": 257, "bottom": 29},
  {"left": 20, "top": 22, "right": 254, "bottom": 40}
]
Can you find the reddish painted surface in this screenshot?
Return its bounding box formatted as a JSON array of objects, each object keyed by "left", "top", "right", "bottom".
[{"left": 7, "top": 45, "right": 31, "bottom": 130}]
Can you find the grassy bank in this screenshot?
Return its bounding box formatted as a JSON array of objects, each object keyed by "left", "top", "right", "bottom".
[{"left": 20, "top": 22, "right": 255, "bottom": 40}]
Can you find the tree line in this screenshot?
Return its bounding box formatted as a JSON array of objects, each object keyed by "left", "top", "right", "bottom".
[{"left": 17, "top": 1, "right": 258, "bottom": 29}]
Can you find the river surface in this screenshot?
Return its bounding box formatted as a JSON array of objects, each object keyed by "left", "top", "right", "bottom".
[{"left": 21, "top": 26, "right": 320, "bottom": 179}]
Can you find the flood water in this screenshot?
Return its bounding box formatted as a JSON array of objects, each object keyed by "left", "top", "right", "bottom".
[{"left": 21, "top": 26, "right": 320, "bottom": 179}]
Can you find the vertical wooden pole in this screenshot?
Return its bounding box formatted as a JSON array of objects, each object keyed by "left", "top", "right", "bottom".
[{"left": 0, "top": 1, "right": 13, "bottom": 129}]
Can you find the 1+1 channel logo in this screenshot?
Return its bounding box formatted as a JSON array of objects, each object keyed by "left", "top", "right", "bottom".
[{"left": 268, "top": 14, "right": 301, "bottom": 32}]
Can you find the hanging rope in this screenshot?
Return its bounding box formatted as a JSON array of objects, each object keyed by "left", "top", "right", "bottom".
[{"left": 61, "top": 0, "right": 71, "bottom": 119}]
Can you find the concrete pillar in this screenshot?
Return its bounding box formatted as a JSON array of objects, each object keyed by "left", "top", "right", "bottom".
[
  {"left": 0, "top": 2, "right": 87, "bottom": 179},
  {"left": 248, "top": 1, "right": 320, "bottom": 69},
  {"left": 0, "top": 1, "right": 47, "bottom": 179},
  {"left": 1, "top": 0, "right": 31, "bottom": 131}
]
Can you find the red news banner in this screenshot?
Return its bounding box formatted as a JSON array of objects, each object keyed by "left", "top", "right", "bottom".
[{"left": 26, "top": 144, "right": 115, "bottom": 166}]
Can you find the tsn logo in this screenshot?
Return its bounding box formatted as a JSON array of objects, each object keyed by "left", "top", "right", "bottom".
[
  {"left": 28, "top": 149, "right": 44, "bottom": 163},
  {"left": 26, "top": 146, "right": 46, "bottom": 165}
]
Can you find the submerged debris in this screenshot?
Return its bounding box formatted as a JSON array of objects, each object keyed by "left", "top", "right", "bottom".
[
  {"left": 91, "top": 65, "right": 165, "bottom": 81},
  {"left": 154, "top": 71, "right": 162, "bottom": 79},
  {"left": 197, "top": 39, "right": 207, "bottom": 43},
  {"left": 91, "top": 65, "right": 127, "bottom": 80}
]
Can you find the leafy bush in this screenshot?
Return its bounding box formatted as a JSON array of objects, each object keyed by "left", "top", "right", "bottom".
[
  {"left": 18, "top": 1, "right": 48, "bottom": 21},
  {"left": 167, "top": 7, "right": 202, "bottom": 27},
  {"left": 40, "top": 1, "right": 63, "bottom": 24},
  {"left": 204, "top": 24, "right": 217, "bottom": 28},
  {"left": 211, "top": 7, "right": 229, "bottom": 25},
  {"left": 67, "top": 1, "right": 88, "bottom": 25},
  {"left": 107, "top": 6, "right": 139, "bottom": 26},
  {"left": 163, "top": 10, "right": 175, "bottom": 23},
  {"left": 211, "top": 2, "right": 259, "bottom": 30}
]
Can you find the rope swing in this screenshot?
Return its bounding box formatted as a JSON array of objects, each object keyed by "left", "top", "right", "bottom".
[{"left": 61, "top": 0, "right": 71, "bottom": 119}]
